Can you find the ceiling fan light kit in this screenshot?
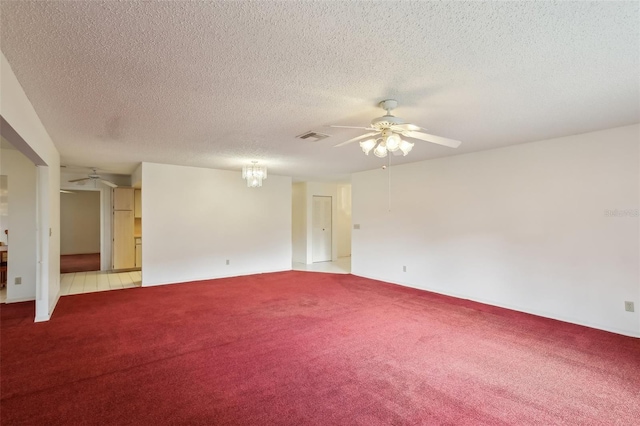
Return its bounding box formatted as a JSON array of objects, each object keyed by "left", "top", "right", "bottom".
[
  {"left": 242, "top": 161, "right": 267, "bottom": 188},
  {"left": 359, "top": 129, "right": 416, "bottom": 158},
  {"left": 332, "top": 99, "right": 461, "bottom": 157}
]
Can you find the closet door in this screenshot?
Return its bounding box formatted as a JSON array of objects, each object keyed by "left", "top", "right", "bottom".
[{"left": 312, "top": 196, "right": 332, "bottom": 263}]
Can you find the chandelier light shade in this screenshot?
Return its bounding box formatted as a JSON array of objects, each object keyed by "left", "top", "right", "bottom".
[
  {"left": 360, "top": 131, "right": 414, "bottom": 158},
  {"left": 242, "top": 161, "right": 267, "bottom": 187}
]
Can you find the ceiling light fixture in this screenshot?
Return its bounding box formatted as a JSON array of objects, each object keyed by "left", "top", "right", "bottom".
[
  {"left": 242, "top": 161, "right": 267, "bottom": 188},
  {"left": 359, "top": 130, "right": 414, "bottom": 158},
  {"left": 332, "top": 99, "right": 460, "bottom": 157}
]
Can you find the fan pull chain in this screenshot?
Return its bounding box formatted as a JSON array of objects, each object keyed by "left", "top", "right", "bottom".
[{"left": 388, "top": 154, "right": 391, "bottom": 212}]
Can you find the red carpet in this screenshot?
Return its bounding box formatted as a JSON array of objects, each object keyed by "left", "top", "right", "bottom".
[
  {"left": 1, "top": 271, "right": 639, "bottom": 425},
  {"left": 60, "top": 253, "right": 101, "bottom": 273}
]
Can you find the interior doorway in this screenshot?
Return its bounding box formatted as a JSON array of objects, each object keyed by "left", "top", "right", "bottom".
[
  {"left": 292, "top": 182, "right": 351, "bottom": 271},
  {"left": 60, "top": 189, "right": 101, "bottom": 273},
  {"left": 0, "top": 133, "right": 41, "bottom": 308},
  {"left": 312, "top": 195, "right": 332, "bottom": 263}
]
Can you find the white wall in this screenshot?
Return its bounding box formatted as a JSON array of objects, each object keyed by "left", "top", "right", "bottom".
[
  {"left": 60, "top": 191, "right": 100, "bottom": 255},
  {"left": 141, "top": 162, "right": 292, "bottom": 286},
  {"left": 0, "top": 148, "right": 37, "bottom": 302},
  {"left": 337, "top": 183, "right": 352, "bottom": 258},
  {"left": 1, "top": 52, "right": 61, "bottom": 321},
  {"left": 131, "top": 163, "right": 142, "bottom": 188},
  {"left": 292, "top": 182, "right": 307, "bottom": 263},
  {"left": 352, "top": 124, "right": 640, "bottom": 337}
]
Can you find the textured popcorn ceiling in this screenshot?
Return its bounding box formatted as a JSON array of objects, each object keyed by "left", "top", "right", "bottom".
[{"left": 1, "top": 1, "right": 638, "bottom": 180}]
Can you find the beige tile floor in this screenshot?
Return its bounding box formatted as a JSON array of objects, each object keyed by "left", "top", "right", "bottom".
[
  {"left": 292, "top": 257, "right": 351, "bottom": 274},
  {"left": 60, "top": 270, "right": 142, "bottom": 296},
  {"left": 5, "top": 260, "right": 348, "bottom": 303}
]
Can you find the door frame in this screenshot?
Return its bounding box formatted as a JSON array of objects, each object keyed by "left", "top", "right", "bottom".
[{"left": 58, "top": 185, "right": 108, "bottom": 271}]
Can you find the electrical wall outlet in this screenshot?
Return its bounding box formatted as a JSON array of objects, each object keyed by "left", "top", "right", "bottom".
[
  {"left": 15, "top": 277, "right": 22, "bottom": 285},
  {"left": 353, "top": 224, "right": 361, "bottom": 230},
  {"left": 624, "top": 301, "right": 634, "bottom": 312},
  {"left": 403, "top": 266, "right": 407, "bottom": 272},
  {"left": 226, "top": 259, "right": 230, "bottom": 265}
]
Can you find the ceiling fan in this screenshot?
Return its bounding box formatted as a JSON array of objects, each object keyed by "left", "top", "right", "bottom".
[
  {"left": 331, "top": 99, "right": 461, "bottom": 157},
  {"left": 67, "top": 168, "right": 118, "bottom": 188}
]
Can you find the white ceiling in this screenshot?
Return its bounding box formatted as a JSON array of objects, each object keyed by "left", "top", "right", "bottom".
[{"left": 1, "top": 1, "right": 638, "bottom": 181}]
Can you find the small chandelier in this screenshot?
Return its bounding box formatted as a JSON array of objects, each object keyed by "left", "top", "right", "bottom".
[
  {"left": 359, "top": 129, "right": 414, "bottom": 158},
  {"left": 242, "top": 161, "right": 267, "bottom": 187}
]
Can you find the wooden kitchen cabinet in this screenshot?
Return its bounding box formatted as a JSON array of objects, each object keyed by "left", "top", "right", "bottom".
[
  {"left": 133, "top": 188, "right": 142, "bottom": 270},
  {"left": 134, "top": 189, "right": 141, "bottom": 218},
  {"left": 135, "top": 242, "right": 142, "bottom": 268},
  {"left": 113, "top": 188, "right": 134, "bottom": 211},
  {"left": 113, "top": 210, "right": 135, "bottom": 269},
  {"left": 112, "top": 187, "right": 136, "bottom": 270}
]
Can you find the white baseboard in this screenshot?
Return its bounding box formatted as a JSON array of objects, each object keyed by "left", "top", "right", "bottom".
[
  {"left": 142, "top": 268, "right": 292, "bottom": 287},
  {"left": 352, "top": 272, "right": 640, "bottom": 339},
  {"left": 4, "top": 296, "right": 36, "bottom": 304},
  {"left": 34, "top": 313, "right": 51, "bottom": 322}
]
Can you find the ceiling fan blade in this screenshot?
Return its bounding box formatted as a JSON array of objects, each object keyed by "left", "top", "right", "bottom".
[
  {"left": 99, "top": 179, "right": 118, "bottom": 188},
  {"left": 391, "top": 123, "right": 424, "bottom": 132},
  {"left": 334, "top": 132, "right": 380, "bottom": 148},
  {"left": 402, "top": 131, "right": 462, "bottom": 148},
  {"left": 68, "top": 178, "right": 90, "bottom": 183},
  {"left": 328, "top": 125, "right": 376, "bottom": 130}
]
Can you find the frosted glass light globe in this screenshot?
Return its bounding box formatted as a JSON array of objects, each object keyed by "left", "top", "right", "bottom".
[
  {"left": 399, "top": 140, "right": 414, "bottom": 156},
  {"left": 373, "top": 141, "right": 388, "bottom": 158},
  {"left": 385, "top": 133, "right": 401, "bottom": 151},
  {"left": 359, "top": 139, "right": 376, "bottom": 155}
]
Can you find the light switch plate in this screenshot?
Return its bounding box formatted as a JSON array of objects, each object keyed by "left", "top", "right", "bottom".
[{"left": 624, "top": 301, "right": 634, "bottom": 312}]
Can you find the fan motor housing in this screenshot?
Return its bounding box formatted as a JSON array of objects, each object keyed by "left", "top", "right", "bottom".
[{"left": 371, "top": 114, "right": 404, "bottom": 129}]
